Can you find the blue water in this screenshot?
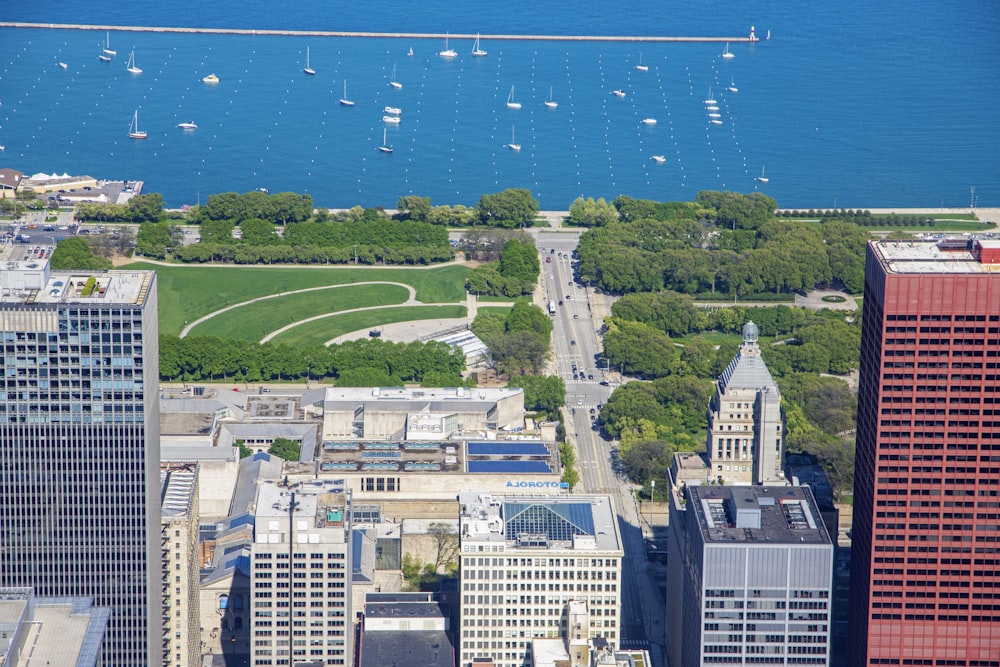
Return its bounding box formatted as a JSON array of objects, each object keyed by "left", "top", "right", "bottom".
[{"left": 1, "top": 1, "right": 998, "bottom": 210}]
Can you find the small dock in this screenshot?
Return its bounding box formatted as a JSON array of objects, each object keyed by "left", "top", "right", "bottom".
[{"left": 0, "top": 22, "right": 754, "bottom": 43}]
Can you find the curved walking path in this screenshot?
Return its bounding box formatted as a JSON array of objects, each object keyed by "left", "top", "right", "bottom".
[
  {"left": 263, "top": 300, "right": 449, "bottom": 345},
  {"left": 179, "top": 281, "right": 416, "bottom": 338}
]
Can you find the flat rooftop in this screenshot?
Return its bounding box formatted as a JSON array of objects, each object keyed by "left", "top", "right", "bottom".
[
  {"left": 688, "top": 485, "right": 832, "bottom": 546},
  {"left": 871, "top": 238, "right": 1000, "bottom": 274},
  {"left": 0, "top": 261, "right": 154, "bottom": 305},
  {"left": 360, "top": 629, "right": 454, "bottom": 667},
  {"left": 324, "top": 385, "right": 522, "bottom": 406},
  {"left": 320, "top": 438, "right": 560, "bottom": 476},
  {"left": 459, "top": 493, "right": 622, "bottom": 553}
]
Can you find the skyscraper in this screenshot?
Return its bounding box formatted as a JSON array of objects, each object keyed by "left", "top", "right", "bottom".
[
  {"left": 0, "top": 261, "right": 161, "bottom": 667},
  {"left": 849, "top": 239, "right": 1000, "bottom": 666},
  {"left": 706, "top": 321, "right": 785, "bottom": 485}
]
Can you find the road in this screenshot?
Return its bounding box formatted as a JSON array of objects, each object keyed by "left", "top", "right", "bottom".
[{"left": 536, "top": 229, "right": 666, "bottom": 665}]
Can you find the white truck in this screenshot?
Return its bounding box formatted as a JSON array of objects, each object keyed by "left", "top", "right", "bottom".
[{"left": 548, "top": 300, "right": 556, "bottom": 315}]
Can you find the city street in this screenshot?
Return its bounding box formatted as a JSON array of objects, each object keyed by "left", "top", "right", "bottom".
[{"left": 536, "top": 229, "right": 666, "bottom": 666}]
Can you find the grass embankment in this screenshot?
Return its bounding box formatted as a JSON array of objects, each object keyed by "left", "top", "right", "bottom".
[
  {"left": 189, "top": 284, "right": 411, "bottom": 341},
  {"left": 271, "top": 305, "right": 468, "bottom": 348},
  {"left": 124, "top": 262, "right": 470, "bottom": 335}
]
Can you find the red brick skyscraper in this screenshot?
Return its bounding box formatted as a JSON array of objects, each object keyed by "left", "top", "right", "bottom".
[{"left": 849, "top": 239, "right": 1000, "bottom": 666}]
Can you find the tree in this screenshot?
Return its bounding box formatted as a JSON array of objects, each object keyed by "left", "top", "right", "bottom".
[
  {"left": 567, "top": 196, "right": 619, "bottom": 227},
  {"left": 508, "top": 375, "right": 566, "bottom": 415},
  {"left": 397, "top": 196, "right": 432, "bottom": 222},
  {"left": 621, "top": 440, "right": 674, "bottom": 487},
  {"left": 126, "top": 193, "right": 165, "bottom": 222},
  {"left": 135, "top": 221, "right": 172, "bottom": 259},
  {"left": 49, "top": 237, "right": 113, "bottom": 270},
  {"left": 268, "top": 437, "right": 301, "bottom": 461},
  {"left": 476, "top": 188, "right": 540, "bottom": 228},
  {"left": 504, "top": 301, "right": 552, "bottom": 338},
  {"left": 428, "top": 522, "right": 459, "bottom": 573},
  {"left": 241, "top": 217, "right": 281, "bottom": 246}
]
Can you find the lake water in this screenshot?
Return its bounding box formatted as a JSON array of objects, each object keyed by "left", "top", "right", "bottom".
[{"left": 1, "top": 0, "right": 997, "bottom": 210}]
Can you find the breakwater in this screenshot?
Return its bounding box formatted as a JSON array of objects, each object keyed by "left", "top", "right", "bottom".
[{"left": 0, "top": 22, "right": 751, "bottom": 43}]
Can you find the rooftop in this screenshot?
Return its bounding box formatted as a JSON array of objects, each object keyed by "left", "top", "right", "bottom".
[
  {"left": 688, "top": 485, "right": 832, "bottom": 546},
  {"left": 872, "top": 238, "right": 1000, "bottom": 274},
  {"left": 459, "top": 492, "right": 622, "bottom": 553},
  {"left": 0, "top": 591, "right": 109, "bottom": 667},
  {"left": 360, "top": 629, "right": 454, "bottom": 667},
  {"left": 0, "top": 261, "right": 154, "bottom": 305},
  {"left": 160, "top": 465, "right": 197, "bottom": 518}
]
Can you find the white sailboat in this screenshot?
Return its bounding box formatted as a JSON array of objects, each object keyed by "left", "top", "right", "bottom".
[
  {"left": 634, "top": 53, "right": 648, "bottom": 72},
  {"left": 339, "top": 80, "right": 354, "bottom": 107},
  {"left": 303, "top": 47, "right": 316, "bottom": 75},
  {"left": 383, "top": 106, "right": 402, "bottom": 116},
  {"left": 97, "top": 43, "right": 111, "bottom": 62},
  {"left": 703, "top": 88, "right": 717, "bottom": 105},
  {"left": 507, "top": 124, "right": 521, "bottom": 151},
  {"left": 377, "top": 127, "right": 393, "bottom": 153},
  {"left": 128, "top": 110, "right": 147, "bottom": 139},
  {"left": 722, "top": 42, "right": 734, "bottom": 59},
  {"left": 438, "top": 34, "right": 457, "bottom": 58},
  {"left": 58, "top": 61, "right": 68, "bottom": 69},
  {"left": 126, "top": 50, "right": 142, "bottom": 74},
  {"left": 727, "top": 78, "right": 739, "bottom": 93},
  {"left": 382, "top": 115, "right": 401, "bottom": 125},
  {"left": 471, "top": 34, "right": 487, "bottom": 57},
  {"left": 103, "top": 32, "right": 116, "bottom": 56},
  {"left": 612, "top": 89, "right": 626, "bottom": 98},
  {"left": 651, "top": 155, "right": 666, "bottom": 163},
  {"left": 755, "top": 166, "right": 769, "bottom": 183},
  {"left": 177, "top": 121, "right": 198, "bottom": 130},
  {"left": 641, "top": 118, "right": 657, "bottom": 125},
  {"left": 506, "top": 85, "right": 521, "bottom": 109},
  {"left": 389, "top": 63, "right": 402, "bottom": 89},
  {"left": 544, "top": 87, "right": 558, "bottom": 109}
]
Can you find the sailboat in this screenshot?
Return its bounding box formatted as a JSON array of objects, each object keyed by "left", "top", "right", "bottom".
[
  {"left": 506, "top": 86, "right": 521, "bottom": 109},
  {"left": 303, "top": 47, "right": 316, "bottom": 75},
  {"left": 126, "top": 50, "right": 142, "bottom": 74},
  {"left": 97, "top": 43, "right": 111, "bottom": 62},
  {"left": 544, "top": 87, "right": 558, "bottom": 109},
  {"left": 103, "top": 32, "right": 116, "bottom": 56},
  {"left": 177, "top": 120, "right": 198, "bottom": 130},
  {"left": 339, "top": 80, "right": 354, "bottom": 107},
  {"left": 634, "top": 53, "right": 648, "bottom": 72},
  {"left": 755, "top": 166, "right": 769, "bottom": 183},
  {"left": 507, "top": 124, "right": 521, "bottom": 151},
  {"left": 471, "top": 34, "right": 487, "bottom": 57},
  {"left": 703, "top": 88, "right": 717, "bottom": 105},
  {"left": 641, "top": 118, "right": 657, "bottom": 125},
  {"left": 389, "top": 63, "right": 402, "bottom": 89},
  {"left": 58, "top": 61, "right": 68, "bottom": 69},
  {"left": 128, "top": 110, "right": 147, "bottom": 139},
  {"left": 722, "top": 42, "right": 734, "bottom": 59},
  {"left": 438, "top": 34, "right": 457, "bottom": 58},
  {"left": 382, "top": 114, "right": 401, "bottom": 125},
  {"left": 651, "top": 155, "right": 666, "bottom": 163},
  {"left": 377, "top": 127, "right": 393, "bottom": 153},
  {"left": 727, "top": 78, "right": 739, "bottom": 93}
]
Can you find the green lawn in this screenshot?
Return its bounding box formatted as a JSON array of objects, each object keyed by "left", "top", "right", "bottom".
[
  {"left": 271, "top": 305, "right": 467, "bottom": 347},
  {"left": 478, "top": 305, "right": 515, "bottom": 316},
  {"left": 188, "top": 283, "right": 411, "bottom": 341},
  {"left": 124, "top": 262, "right": 470, "bottom": 334}
]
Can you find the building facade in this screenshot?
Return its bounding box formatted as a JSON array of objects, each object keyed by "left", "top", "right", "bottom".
[
  {"left": 161, "top": 464, "right": 201, "bottom": 667},
  {"left": 457, "top": 492, "right": 623, "bottom": 667},
  {"left": 0, "top": 262, "right": 161, "bottom": 667},
  {"left": 666, "top": 485, "right": 834, "bottom": 667},
  {"left": 706, "top": 322, "right": 785, "bottom": 485},
  {"left": 250, "top": 478, "right": 354, "bottom": 666},
  {"left": 849, "top": 239, "right": 1000, "bottom": 666}
]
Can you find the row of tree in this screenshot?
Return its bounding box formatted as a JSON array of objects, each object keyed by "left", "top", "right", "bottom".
[
  {"left": 396, "top": 189, "right": 540, "bottom": 228},
  {"left": 158, "top": 335, "right": 467, "bottom": 385}
]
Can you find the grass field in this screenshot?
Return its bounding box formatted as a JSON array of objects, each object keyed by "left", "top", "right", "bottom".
[
  {"left": 124, "top": 262, "right": 471, "bottom": 335},
  {"left": 188, "top": 283, "right": 412, "bottom": 341},
  {"left": 478, "top": 306, "right": 515, "bottom": 316},
  {"left": 270, "top": 305, "right": 468, "bottom": 347}
]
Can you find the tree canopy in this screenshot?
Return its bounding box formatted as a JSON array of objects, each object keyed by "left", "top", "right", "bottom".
[{"left": 49, "top": 237, "right": 113, "bottom": 271}]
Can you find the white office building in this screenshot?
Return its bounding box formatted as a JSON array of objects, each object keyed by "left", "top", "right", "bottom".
[{"left": 458, "top": 492, "right": 623, "bottom": 667}]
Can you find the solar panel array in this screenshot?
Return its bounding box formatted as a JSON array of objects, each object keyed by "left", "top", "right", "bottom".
[
  {"left": 467, "top": 460, "right": 552, "bottom": 474},
  {"left": 467, "top": 441, "right": 550, "bottom": 457}
]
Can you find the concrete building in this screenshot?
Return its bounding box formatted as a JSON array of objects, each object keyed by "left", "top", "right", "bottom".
[
  {"left": 250, "top": 478, "right": 354, "bottom": 666},
  {"left": 357, "top": 592, "right": 454, "bottom": 667},
  {"left": 0, "top": 588, "right": 110, "bottom": 667},
  {"left": 160, "top": 464, "right": 201, "bottom": 667},
  {"left": 706, "top": 322, "right": 785, "bottom": 485},
  {"left": 849, "top": 239, "right": 1000, "bottom": 666},
  {"left": 665, "top": 484, "right": 834, "bottom": 667},
  {"left": 321, "top": 386, "right": 525, "bottom": 441},
  {"left": 0, "top": 260, "right": 161, "bottom": 667},
  {"left": 457, "top": 492, "right": 623, "bottom": 667},
  {"left": 531, "top": 633, "right": 652, "bottom": 667}
]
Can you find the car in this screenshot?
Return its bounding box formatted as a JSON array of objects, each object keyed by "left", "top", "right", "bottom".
[
  {"left": 599, "top": 381, "right": 609, "bottom": 386},
  {"left": 588, "top": 374, "right": 594, "bottom": 380},
  {"left": 573, "top": 314, "right": 578, "bottom": 319},
  {"left": 565, "top": 294, "right": 571, "bottom": 300},
  {"left": 545, "top": 256, "right": 552, "bottom": 263},
  {"left": 79, "top": 229, "right": 90, "bottom": 235},
  {"left": 568, "top": 281, "right": 573, "bottom": 286},
  {"left": 58, "top": 225, "right": 68, "bottom": 230},
  {"left": 570, "top": 340, "right": 576, "bottom": 346},
  {"left": 589, "top": 407, "right": 596, "bottom": 414},
  {"left": 550, "top": 248, "right": 555, "bottom": 254},
  {"left": 558, "top": 300, "right": 563, "bottom": 305},
  {"left": 577, "top": 399, "right": 583, "bottom": 406}
]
